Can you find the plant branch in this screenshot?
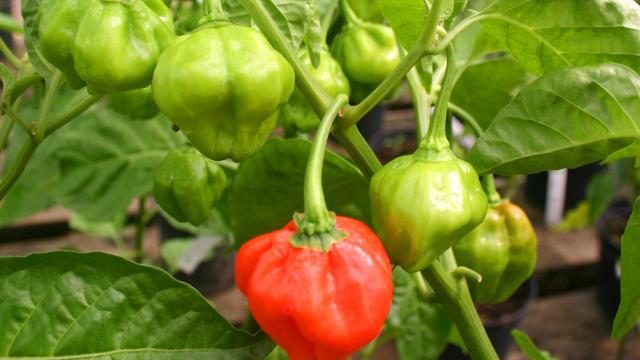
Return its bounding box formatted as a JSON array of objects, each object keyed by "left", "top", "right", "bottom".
[
  {"left": 331, "top": 125, "right": 382, "bottom": 179},
  {"left": 0, "top": 137, "right": 36, "bottom": 199},
  {"left": 45, "top": 94, "right": 103, "bottom": 136},
  {"left": 407, "top": 67, "right": 431, "bottom": 139},
  {"left": 4, "top": 105, "right": 30, "bottom": 133},
  {"left": 423, "top": 258, "right": 498, "bottom": 360},
  {"left": 340, "top": 0, "right": 446, "bottom": 129},
  {"left": 34, "top": 71, "right": 63, "bottom": 143},
  {"left": 449, "top": 101, "right": 483, "bottom": 136},
  {"left": 0, "top": 37, "right": 21, "bottom": 69}
]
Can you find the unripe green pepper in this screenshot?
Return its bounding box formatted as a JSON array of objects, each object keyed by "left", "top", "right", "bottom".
[
  {"left": 152, "top": 24, "right": 295, "bottom": 161},
  {"left": 280, "top": 48, "right": 350, "bottom": 133},
  {"left": 109, "top": 87, "right": 159, "bottom": 120},
  {"left": 454, "top": 201, "right": 538, "bottom": 304},
  {"left": 38, "top": 0, "right": 175, "bottom": 94},
  {"left": 331, "top": 23, "right": 400, "bottom": 103},
  {"left": 153, "top": 147, "right": 227, "bottom": 226},
  {"left": 370, "top": 147, "right": 488, "bottom": 272}
]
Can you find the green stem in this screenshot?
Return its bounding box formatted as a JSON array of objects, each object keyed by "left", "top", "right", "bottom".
[
  {"left": 0, "top": 12, "right": 23, "bottom": 34},
  {"left": 422, "top": 45, "right": 455, "bottom": 150},
  {"left": 0, "top": 115, "right": 11, "bottom": 150},
  {"left": 423, "top": 259, "right": 498, "bottom": 360},
  {"left": 0, "top": 38, "right": 21, "bottom": 69},
  {"left": 0, "top": 137, "right": 36, "bottom": 199},
  {"left": 238, "top": 0, "right": 333, "bottom": 116},
  {"left": 340, "top": 0, "right": 363, "bottom": 27},
  {"left": 34, "top": 71, "right": 63, "bottom": 143},
  {"left": 449, "top": 101, "right": 483, "bottom": 137},
  {"left": 407, "top": 67, "right": 431, "bottom": 139},
  {"left": 302, "top": 94, "right": 349, "bottom": 228},
  {"left": 482, "top": 175, "right": 502, "bottom": 205},
  {"left": 412, "top": 272, "right": 437, "bottom": 302},
  {"left": 134, "top": 196, "right": 147, "bottom": 262},
  {"left": 340, "top": 0, "right": 445, "bottom": 129},
  {"left": 452, "top": 266, "right": 483, "bottom": 284},
  {"left": 203, "top": 0, "right": 227, "bottom": 21},
  {"left": 331, "top": 125, "right": 382, "bottom": 179},
  {"left": 45, "top": 94, "right": 103, "bottom": 136},
  {"left": 4, "top": 105, "right": 30, "bottom": 133}
]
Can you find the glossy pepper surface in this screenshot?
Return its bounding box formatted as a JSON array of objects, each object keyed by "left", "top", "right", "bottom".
[
  {"left": 280, "top": 48, "right": 350, "bottom": 133},
  {"left": 235, "top": 216, "right": 393, "bottom": 360},
  {"left": 152, "top": 24, "right": 295, "bottom": 161},
  {"left": 153, "top": 147, "right": 227, "bottom": 226},
  {"left": 38, "top": 0, "right": 175, "bottom": 94},
  {"left": 109, "top": 87, "right": 159, "bottom": 120},
  {"left": 454, "top": 200, "right": 537, "bottom": 304},
  {"left": 370, "top": 147, "right": 488, "bottom": 272},
  {"left": 331, "top": 23, "right": 400, "bottom": 103}
]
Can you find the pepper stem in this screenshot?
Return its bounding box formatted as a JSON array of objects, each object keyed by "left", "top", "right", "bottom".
[
  {"left": 203, "top": 0, "right": 228, "bottom": 22},
  {"left": 340, "top": 0, "right": 364, "bottom": 27},
  {"left": 291, "top": 95, "right": 349, "bottom": 250},
  {"left": 421, "top": 45, "right": 455, "bottom": 151},
  {"left": 481, "top": 174, "right": 502, "bottom": 205}
]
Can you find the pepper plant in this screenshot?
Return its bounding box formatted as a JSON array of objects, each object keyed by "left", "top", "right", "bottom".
[{"left": 0, "top": 0, "right": 639, "bottom": 359}]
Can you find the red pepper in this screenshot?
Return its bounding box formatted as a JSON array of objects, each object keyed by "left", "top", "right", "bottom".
[
  {"left": 235, "top": 216, "right": 393, "bottom": 360},
  {"left": 235, "top": 95, "right": 392, "bottom": 360}
]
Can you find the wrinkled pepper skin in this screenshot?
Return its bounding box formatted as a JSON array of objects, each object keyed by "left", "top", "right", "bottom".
[
  {"left": 109, "top": 87, "right": 159, "bottom": 120},
  {"left": 280, "top": 49, "right": 350, "bottom": 133},
  {"left": 235, "top": 216, "right": 393, "bottom": 360},
  {"left": 370, "top": 147, "right": 488, "bottom": 272},
  {"left": 39, "top": 0, "right": 175, "bottom": 94},
  {"left": 331, "top": 23, "right": 400, "bottom": 103},
  {"left": 152, "top": 24, "right": 295, "bottom": 161},
  {"left": 153, "top": 147, "right": 227, "bottom": 226},
  {"left": 454, "top": 201, "right": 538, "bottom": 304}
]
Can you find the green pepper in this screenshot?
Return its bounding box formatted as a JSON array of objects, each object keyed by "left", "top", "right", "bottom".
[
  {"left": 454, "top": 200, "right": 537, "bottom": 304},
  {"left": 153, "top": 147, "right": 227, "bottom": 226},
  {"left": 109, "top": 87, "right": 159, "bottom": 120},
  {"left": 331, "top": 22, "right": 400, "bottom": 103},
  {"left": 279, "top": 48, "right": 350, "bottom": 133},
  {"left": 370, "top": 147, "right": 488, "bottom": 272},
  {"left": 38, "top": 0, "right": 175, "bottom": 94},
  {"left": 152, "top": 23, "right": 295, "bottom": 161}
]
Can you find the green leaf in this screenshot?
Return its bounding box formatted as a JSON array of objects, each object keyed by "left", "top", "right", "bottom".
[
  {"left": 0, "top": 251, "right": 274, "bottom": 358},
  {"left": 53, "top": 107, "right": 185, "bottom": 221},
  {"left": 386, "top": 269, "right": 452, "bottom": 360},
  {"left": 224, "top": 0, "right": 313, "bottom": 51},
  {"left": 21, "top": 0, "right": 53, "bottom": 78},
  {"left": 452, "top": 56, "right": 530, "bottom": 130},
  {"left": 69, "top": 211, "right": 127, "bottom": 248},
  {"left": 480, "top": 0, "right": 640, "bottom": 75},
  {"left": 229, "top": 138, "right": 371, "bottom": 245},
  {"left": 467, "top": 64, "right": 640, "bottom": 175},
  {"left": 380, "top": 0, "right": 426, "bottom": 50},
  {"left": 586, "top": 171, "right": 615, "bottom": 223},
  {"left": 613, "top": 196, "right": 640, "bottom": 338},
  {"left": 512, "top": 329, "right": 558, "bottom": 360}
]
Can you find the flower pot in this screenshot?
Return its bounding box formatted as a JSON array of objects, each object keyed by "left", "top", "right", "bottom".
[
  {"left": 439, "top": 277, "right": 538, "bottom": 359},
  {"left": 596, "top": 200, "right": 629, "bottom": 320}
]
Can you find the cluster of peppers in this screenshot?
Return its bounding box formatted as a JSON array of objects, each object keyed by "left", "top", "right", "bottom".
[{"left": 37, "top": 0, "right": 537, "bottom": 358}]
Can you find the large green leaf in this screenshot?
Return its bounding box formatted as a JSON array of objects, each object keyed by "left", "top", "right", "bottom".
[
  {"left": 613, "top": 197, "right": 640, "bottom": 338},
  {"left": 386, "top": 269, "right": 452, "bottom": 360},
  {"left": 480, "top": 0, "right": 640, "bottom": 75},
  {"left": 467, "top": 64, "right": 640, "bottom": 175},
  {"left": 451, "top": 56, "right": 529, "bottom": 130},
  {"left": 53, "top": 108, "right": 184, "bottom": 221},
  {"left": 0, "top": 251, "right": 273, "bottom": 359},
  {"left": 229, "top": 138, "right": 371, "bottom": 245}
]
